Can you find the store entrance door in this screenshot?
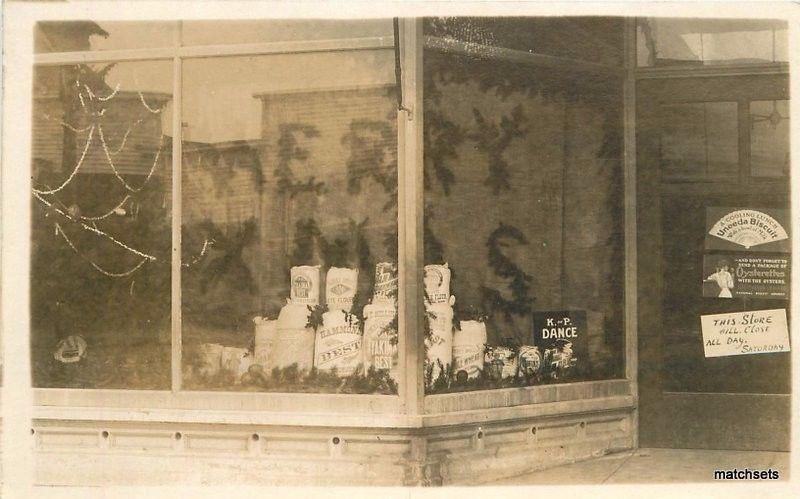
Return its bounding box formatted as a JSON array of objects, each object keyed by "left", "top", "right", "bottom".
[{"left": 636, "top": 72, "right": 791, "bottom": 451}]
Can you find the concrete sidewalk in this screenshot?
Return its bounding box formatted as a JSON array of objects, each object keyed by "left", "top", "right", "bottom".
[{"left": 487, "top": 448, "right": 790, "bottom": 485}]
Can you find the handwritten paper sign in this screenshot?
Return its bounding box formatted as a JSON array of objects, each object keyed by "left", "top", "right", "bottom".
[{"left": 700, "top": 309, "right": 790, "bottom": 357}]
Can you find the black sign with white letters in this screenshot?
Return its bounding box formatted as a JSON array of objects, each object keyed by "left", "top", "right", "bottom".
[{"left": 532, "top": 310, "right": 588, "bottom": 359}]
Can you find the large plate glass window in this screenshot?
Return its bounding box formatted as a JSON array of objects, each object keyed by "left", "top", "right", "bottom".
[
  {"left": 31, "top": 59, "right": 173, "bottom": 389},
  {"left": 180, "top": 46, "right": 400, "bottom": 393},
  {"left": 421, "top": 17, "right": 625, "bottom": 394}
]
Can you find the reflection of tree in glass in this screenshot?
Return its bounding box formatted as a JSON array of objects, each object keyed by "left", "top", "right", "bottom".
[{"left": 30, "top": 56, "right": 173, "bottom": 388}]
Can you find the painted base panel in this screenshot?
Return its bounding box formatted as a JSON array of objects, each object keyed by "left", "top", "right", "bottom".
[{"left": 33, "top": 408, "right": 634, "bottom": 486}]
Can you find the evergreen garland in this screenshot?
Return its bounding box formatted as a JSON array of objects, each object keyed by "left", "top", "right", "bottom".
[
  {"left": 341, "top": 119, "right": 396, "bottom": 197},
  {"left": 423, "top": 106, "right": 464, "bottom": 195},
  {"left": 423, "top": 212, "right": 445, "bottom": 265},
  {"left": 469, "top": 104, "right": 527, "bottom": 194},
  {"left": 198, "top": 141, "right": 265, "bottom": 195},
  {"left": 275, "top": 123, "right": 324, "bottom": 197},
  {"left": 479, "top": 222, "right": 534, "bottom": 322}
]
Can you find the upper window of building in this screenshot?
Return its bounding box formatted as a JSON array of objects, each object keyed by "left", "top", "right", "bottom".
[{"left": 637, "top": 18, "right": 788, "bottom": 67}]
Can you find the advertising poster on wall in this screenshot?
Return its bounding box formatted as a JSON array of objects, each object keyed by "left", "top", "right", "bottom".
[
  {"left": 702, "top": 253, "right": 790, "bottom": 299},
  {"left": 705, "top": 207, "right": 790, "bottom": 253},
  {"left": 703, "top": 207, "right": 790, "bottom": 300}
]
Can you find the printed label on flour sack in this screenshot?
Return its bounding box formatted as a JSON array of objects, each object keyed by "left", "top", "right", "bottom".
[
  {"left": 275, "top": 303, "right": 315, "bottom": 370},
  {"left": 700, "top": 309, "right": 790, "bottom": 357},
  {"left": 424, "top": 264, "right": 451, "bottom": 305},
  {"left": 290, "top": 265, "right": 321, "bottom": 305},
  {"left": 363, "top": 302, "right": 397, "bottom": 372},
  {"left": 314, "top": 310, "right": 363, "bottom": 376},
  {"left": 452, "top": 321, "right": 487, "bottom": 379},
  {"left": 325, "top": 267, "right": 359, "bottom": 312},
  {"left": 373, "top": 262, "right": 398, "bottom": 302}
]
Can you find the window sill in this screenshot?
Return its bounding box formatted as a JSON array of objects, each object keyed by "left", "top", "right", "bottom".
[
  {"left": 424, "top": 378, "right": 632, "bottom": 414},
  {"left": 34, "top": 388, "right": 403, "bottom": 423},
  {"left": 33, "top": 379, "right": 634, "bottom": 428}
]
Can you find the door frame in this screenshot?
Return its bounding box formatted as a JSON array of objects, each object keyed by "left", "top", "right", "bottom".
[{"left": 634, "top": 65, "right": 790, "bottom": 450}]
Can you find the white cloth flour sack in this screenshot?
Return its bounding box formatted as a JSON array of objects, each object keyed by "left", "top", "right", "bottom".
[
  {"left": 453, "top": 320, "right": 487, "bottom": 379},
  {"left": 275, "top": 302, "right": 315, "bottom": 371},
  {"left": 221, "top": 346, "right": 252, "bottom": 383},
  {"left": 424, "top": 301, "right": 454, "bottom": 381},
  {"left": 362, "top": 301, "right": 398, "bottom": 377},
  {"left": 290, "top": 265, "right": 321, "bottom": 306},
  {"left": 314, "top": 310, "right": 362, "bottom": 376},
  {"left": 253, "top": 316, "right": 278, "bottom": 370},
  {"left": 196, "top": 343, "right": 224, "bottom": 378},
  {"left": 325, "top": 267, "right": 359, "bottom": 312},
  {"left": 424, "top": 263, "right": 451, "bottom": 305}
]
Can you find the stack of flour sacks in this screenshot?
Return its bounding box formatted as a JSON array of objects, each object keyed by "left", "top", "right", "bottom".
[
  {"left": 423, "top": 263, "right": 546, "bottom": 387},
  {"left": 250, "top": 262, "right": 399, "bottom": 382},
  {"left": 424, "top": 263, "right": 492, "bottom": 383}
]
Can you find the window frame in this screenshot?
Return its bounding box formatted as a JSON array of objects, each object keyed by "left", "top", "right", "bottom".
[{"left": 29, "top": 18, "right": 637, "bottom": 420}]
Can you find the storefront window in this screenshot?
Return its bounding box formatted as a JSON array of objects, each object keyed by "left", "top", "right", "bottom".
[
  {"left": 31, "top": 60, "right": 173, "bottom": 389},
  {"left": 422, "top": 18, "right": 625, "bottom": 394},
  {"left": 179, "top": 51, "right": 399, "bottom": 393},
  {"left": 30, "top": 18, "right": 631, "bottom": 398}
]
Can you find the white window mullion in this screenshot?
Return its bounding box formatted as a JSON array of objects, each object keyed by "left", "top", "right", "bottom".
[
  {"left": 170, "top": 24, "right": 183, "bottom": 393},
  {"left": 397, "top": 17, "right": 425, "bottom": 415}
]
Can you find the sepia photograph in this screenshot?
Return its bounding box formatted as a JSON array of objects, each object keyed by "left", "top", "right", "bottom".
[{"left": 1, "top": 0, "right": 797, "bottom": 495}]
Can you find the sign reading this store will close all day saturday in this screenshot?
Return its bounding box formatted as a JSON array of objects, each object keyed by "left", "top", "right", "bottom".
[
  {"left": 700, "top": 309, "right": 790, "bottom": 357},
  {"left": 703, "top": 207, "right": 790, "bottom": 300}
]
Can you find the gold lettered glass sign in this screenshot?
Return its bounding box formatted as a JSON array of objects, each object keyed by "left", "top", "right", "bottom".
[{"left": 700, "top": 309, "right": 790, "bottom": 357}]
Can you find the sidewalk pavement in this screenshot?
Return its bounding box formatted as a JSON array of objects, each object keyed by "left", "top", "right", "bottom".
[{"left": 487, "top": 448, "right": 790, "bottom": 485}]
